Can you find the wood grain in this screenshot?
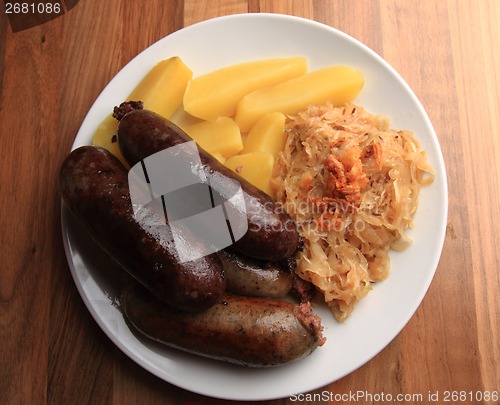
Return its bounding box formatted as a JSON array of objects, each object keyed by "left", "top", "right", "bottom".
[
  {"left": 0, "top": 1, "right": 498, "bottom": 404},
  {"left": 447, "top": 0, "right": 500, "bottom": 393}
]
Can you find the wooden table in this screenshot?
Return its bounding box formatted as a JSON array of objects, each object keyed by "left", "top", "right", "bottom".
[{"left": 1, "top": 1, "right": 498, "bottom": 404}]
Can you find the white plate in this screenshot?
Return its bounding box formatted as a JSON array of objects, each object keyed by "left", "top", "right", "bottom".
[{"left": 61, "top": 13, "right": 448, "bottom": 401}]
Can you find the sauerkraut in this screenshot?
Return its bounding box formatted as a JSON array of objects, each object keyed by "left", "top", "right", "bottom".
[{"left": 274, "top": 103, "right": 435, "bottom": 321}]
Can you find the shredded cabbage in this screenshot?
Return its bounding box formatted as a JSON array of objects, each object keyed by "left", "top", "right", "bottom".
[{"left": 274, "top": 103, "right": 435, "bottom": 321}]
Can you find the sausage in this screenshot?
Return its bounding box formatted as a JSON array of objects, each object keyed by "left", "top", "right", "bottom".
[
  {"left": 121, "top": 282, "right": 325, "bottom": 367},
  {"left": 116, "top": 108, "right": 300, "bottom": 262},
  {"left": 218, "top": 249, "right": 292, "bottom": 298},
  {"left": 59, "top": 145, "right": 226, "bottom": 312}
]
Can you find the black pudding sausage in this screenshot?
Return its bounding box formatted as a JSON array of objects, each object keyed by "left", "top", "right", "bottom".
[
  {"left": 59, "top": 145, "right": 226, "bottom": 312},
  {"left": 122, "top": 282, "right": 325, "bottom": 367},
  {"left": 117, "top": 108, "right": 300, "bottom": 262}
]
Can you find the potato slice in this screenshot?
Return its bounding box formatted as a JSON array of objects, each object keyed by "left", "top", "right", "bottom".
[
  {"left": 184, "top": 117, "right": 243, "bottom": 158},
  {"left": 91, "top": 114, "right": 128, "bottom": 167},
  {"left": 243, "top": 112, "right": 287, "bottom": 158},
  {"left": 183, "top": 57, "right": 307, "bottom": 121},
  {"left": 235, "top": 66, "right": 364, "bottom": 132},
  {"left": 92, "top": 57, "right": 192, "bottom": 164},
  {"left": 128, "top": 56, "right": 192, "bottom": 118},
  {"left": 210, "top": 152, "right": 226, "bottom": 164},
  {"left": 225, "top": 152, "right": 275, "bottom": 196}
]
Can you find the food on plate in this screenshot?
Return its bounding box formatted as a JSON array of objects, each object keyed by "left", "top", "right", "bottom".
[
  {"left": 183, "top": 116, "right": 243, "bottom": 159},
  {"left": 64, "top": 48, "right": 435, "bottom": 370},
  {"left": 274, "top": 103, "right": 435, "bottom": 321},
  {"left": 92, "top": 114, "right": 128, "bottom": 166},
  {"left": 224, "top": 151, "right": 275, "bottom": 196},
  {"left": 116, "top": 106, "right": 301, "bottom": 262},
  {"left": 234, "top": 65, "right": 364, "bottom": 132},
  {"left": 122, "top": 282, "right": 325, "bottom": 367},
  {"left": 183, "top": 57, "right": 307, "bottom": 121},
  {"left": 92, "top": 57, "right": 192, "bottom": 162},
  {"left": 90, "top": 56, "right": 365, "bottom": 205},
  {"left": 128, "top": 56, "right": 192, "bottom": 119},
  {"left": 242, "top": 111, "right": 287, "bottom": 158},
  {"left": 218, "top": 249, "right": 292, "bottom": 299},
  {"left": 224, "top": 112, "right": 287, "bottom": 197},
  {"left": 59, "top": 145, "right": 226, "bottom": 312}
]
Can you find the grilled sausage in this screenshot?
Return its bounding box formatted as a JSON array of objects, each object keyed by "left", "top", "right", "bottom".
[
  {"left": 59, "top": 145, "right": 226, "bottom": 312},
  {"left": 116, "top": 108, "right": 300, "bottom": 262},
  {"left": 218, "top": 249, "right": 292, "bottom": 298},
  {"left": 122, "top": 282, "right": 325, "bottom": 367}
]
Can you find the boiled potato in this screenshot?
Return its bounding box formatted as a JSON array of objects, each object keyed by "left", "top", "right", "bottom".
[
  {"left": 128, "top": 56, "right": 192, "bottom": 118},
  {"left": 184, "top": 117, "right": 243, "bottom": 158},
  {"left": 225, "top": 152, "right": 275, "bottom": 196},
  {"left": 210, "top": 152, "right": 226, "bottom": 164},
  {"left": 183, "top": 57, "right": 307, "bottom": 121},
  {"left": 91, "top": 114, "right": 128, "bottom": 167},
  {"left": 243, "top": 112, "right": 287, "bottom": 158},
  {"left": 92, "top": 57, "right": 192, "bottom": 163},
  {"left": 235, "top": 66, "right": 364, "bottom": 132}
]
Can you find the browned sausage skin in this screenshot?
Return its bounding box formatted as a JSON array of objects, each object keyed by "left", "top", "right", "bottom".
[
  {"left": 59, "top": 145, "right": 226, "bottom": 312},
  {"left": 116, "top": 108, "right": 300, "bottom": 262},
  {"left": 122, "top": 282, "right": 325, "bottom": 367},
  {"left": 218, "top": 249, "right": 292, "bottom": 298}
]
